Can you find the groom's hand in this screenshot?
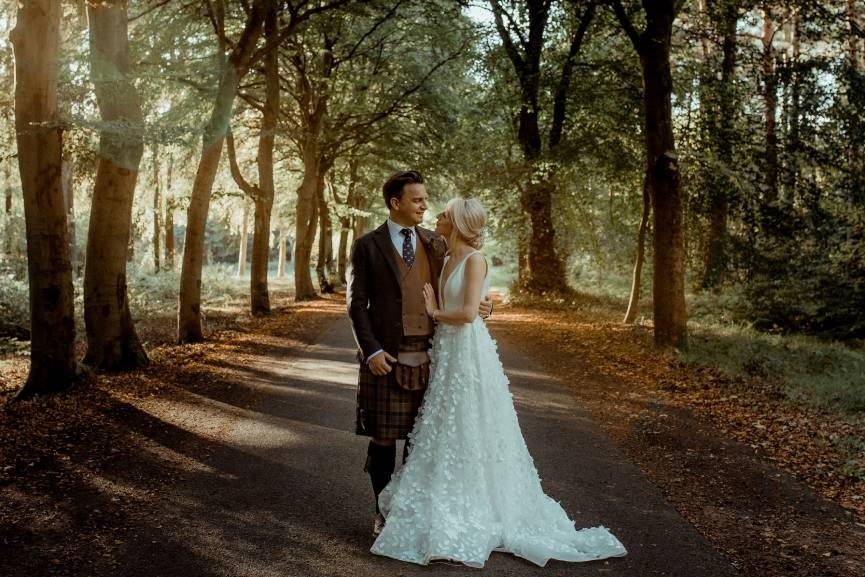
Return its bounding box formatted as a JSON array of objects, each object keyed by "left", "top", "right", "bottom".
[
  {"left": 478, "top": 295, "right": 493, "bottom": 320},
  {"left": 369, "top": 351, "right": 398, "bottom": 376}
]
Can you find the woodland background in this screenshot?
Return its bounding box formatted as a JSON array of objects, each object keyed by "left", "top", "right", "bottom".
[
  {"left": 3, "top": 0, "right": 863, "bottom": 398},
  {"left": 0, "top": 0, "right": 864, "bottom": 549}
]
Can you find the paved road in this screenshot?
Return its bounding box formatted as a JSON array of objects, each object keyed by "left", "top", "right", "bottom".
[{"left": 104, "top": 316, "right": 739, "bottom": 577}]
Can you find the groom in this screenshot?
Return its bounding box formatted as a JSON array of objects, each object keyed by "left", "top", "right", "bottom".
[{"left": 347, "top": 170, "right": 491, "bottom": 536}]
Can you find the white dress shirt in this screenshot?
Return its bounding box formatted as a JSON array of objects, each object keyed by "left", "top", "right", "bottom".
[{"left": 387, "top": 218, "right": 417, "bottom": 256}]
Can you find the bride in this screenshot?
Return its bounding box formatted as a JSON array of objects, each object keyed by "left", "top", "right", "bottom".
[{"left": 370, "top": 198, "right": 627, "bottom": 568}]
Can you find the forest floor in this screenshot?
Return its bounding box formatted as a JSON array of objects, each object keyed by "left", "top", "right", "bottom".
[{"left": 0, "top": 292, "right": 863, "bottom": 576}]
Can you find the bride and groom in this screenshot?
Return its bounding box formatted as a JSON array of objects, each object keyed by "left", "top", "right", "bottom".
[{"left": 347, "top": 170, "right": 627, "bottom": 568}]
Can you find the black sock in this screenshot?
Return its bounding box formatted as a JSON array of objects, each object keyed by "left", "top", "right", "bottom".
[{"left": 364, "top": 441, "right": 396, "bottom": 514}]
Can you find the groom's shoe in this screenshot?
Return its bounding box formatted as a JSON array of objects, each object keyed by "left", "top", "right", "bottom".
[{"left": 372, "top": 513, "right": 385, "bottom": 537}]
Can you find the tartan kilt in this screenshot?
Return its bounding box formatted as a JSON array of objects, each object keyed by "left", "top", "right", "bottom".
[{"left": 355, "top": 362, "right": 427, "bottom": 440}]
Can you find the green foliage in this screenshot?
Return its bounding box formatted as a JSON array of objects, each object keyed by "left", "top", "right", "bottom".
[
  {"left": 1, "top": 0, "right": 864, "bottom": 354},
  {"left": 682, "top": 317, "right": 865, "bottom": 415},
  {"left": 127, "top": 262, "right": 296, "bottom": 317},
  {"left": 739, "top": 205, "right": 865, "bottom": 340},
  {"left": 836, "top": 435, "right": 865, "bottom": 482},
  {"left": 0, "top": 272, "right": 28, "bottom": 339}
]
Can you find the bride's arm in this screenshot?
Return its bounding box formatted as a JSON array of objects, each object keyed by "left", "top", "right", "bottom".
[{"left": 423, "top": 253, "right": 487, "bottom": 325}]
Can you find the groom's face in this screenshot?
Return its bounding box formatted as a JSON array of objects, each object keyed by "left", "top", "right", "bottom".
[{"left": 390, "top": 183, "right": 428, "bottom": 226}]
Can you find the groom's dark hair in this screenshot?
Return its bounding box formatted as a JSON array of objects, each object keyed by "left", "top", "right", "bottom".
[{"left": 383, "top": 170, "right": 424, "bottom": 209}]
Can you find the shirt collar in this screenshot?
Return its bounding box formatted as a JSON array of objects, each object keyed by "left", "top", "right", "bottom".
[{"left": 387, "top": 218, "right": 415, "bottom": 237}]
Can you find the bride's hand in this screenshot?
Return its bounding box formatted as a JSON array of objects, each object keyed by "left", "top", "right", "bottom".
[{"left": 423, "top": 283, "right": 437, "bottom": 318}]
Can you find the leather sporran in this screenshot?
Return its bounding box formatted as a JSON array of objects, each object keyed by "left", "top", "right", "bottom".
[
  {"left": 393, "top": 363, "right": 429, "bottom": 391},
  {"left": 393, "top": 336, "right": 431, "bottom": 391}
]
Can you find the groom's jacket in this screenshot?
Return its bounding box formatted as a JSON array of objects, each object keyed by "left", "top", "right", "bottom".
[{"left": 348, "top": 222, "right": 447, "bottom": 363}]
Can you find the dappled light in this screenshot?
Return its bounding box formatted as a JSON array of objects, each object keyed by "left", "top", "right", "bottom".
[{"left": 1, "top": 0, "right": 864, "bottom": 576}]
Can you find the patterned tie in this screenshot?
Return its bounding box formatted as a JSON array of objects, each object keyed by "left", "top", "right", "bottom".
[{"left": 400, "top": 228, "right": 415, "bottom": 268}]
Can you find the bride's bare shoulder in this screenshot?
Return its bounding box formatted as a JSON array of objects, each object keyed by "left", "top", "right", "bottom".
[{"left": 465, "top": 252, "right": 487, "bottom": 276}]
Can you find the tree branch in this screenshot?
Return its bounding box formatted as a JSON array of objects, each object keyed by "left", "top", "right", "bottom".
[
  {"left": 609, "top": 0, "right": 641, "bottom": 52},
  {"left": 249, "top": 0, "right": 353, "bottom": 66},
  {"left": 489, "top": 0, "right": 525, "bottom": 73},
  {"left": 550, "top": 1, "right": 596, "bottom": 147},
  {"left": 225, "top": 127, "right": 261, "bottom": 200},
  {"left": 333, "top": 0, "right": 408, "bottom": 66},
  {"left": 334, "top": 38, "right": 469, "bottom": 146},
  {"left": 499, "top": 2, "right": 529, "bottom": 50},
  {"left": 129, "top": 0, "right": 195, "bottom": 22},
  {"left": 204, "top": 0, "right": 237, "bottom": 54}
]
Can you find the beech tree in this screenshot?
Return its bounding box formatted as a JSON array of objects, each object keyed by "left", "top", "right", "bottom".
[
  {"left": 225, "top": 1, "right": 280, "bottom": 315},
  {"left": 281, "top": 0, "right": 470, "bottom": 299},
  {"left": 694, "top": 0, "right": 740, "bottom": 289},
  {"left": 488, "top": 0, "right": 596, "bottom": 293},
  {"left": 611, "top": 0, "right": 688, "bottom": 347},
  {"left": 177, "top": 0, "right": 349, "bottom": 341},
  {"left": 176, "top": 0, "right": 268, "bottom": 343},
  {"left": 83, "top": 0, "right": 149, "bottom": 370},
  {"left": 11, "top": 0, "right": 77, "bottom": 398}
]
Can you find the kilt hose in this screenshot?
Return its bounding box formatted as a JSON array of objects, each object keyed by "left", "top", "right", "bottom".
[{"left": 355, "top": 362, "right": 427, "bottom": 440}]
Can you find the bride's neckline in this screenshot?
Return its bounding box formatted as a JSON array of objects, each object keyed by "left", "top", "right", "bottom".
[{"left": 441, "top": 249, "right": 478, "bottom": 294}]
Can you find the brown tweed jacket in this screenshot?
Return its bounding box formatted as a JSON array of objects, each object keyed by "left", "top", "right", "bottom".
[{"left": 348, "top": 221, "right": 447, "bottom": 363}]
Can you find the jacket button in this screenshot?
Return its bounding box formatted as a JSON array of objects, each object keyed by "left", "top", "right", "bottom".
[
  {"left": 396, "top": 298, "right": 402, "bottom": 303},
  {"left": 394, "top": 322, "right": 400, "bottom": 328}
]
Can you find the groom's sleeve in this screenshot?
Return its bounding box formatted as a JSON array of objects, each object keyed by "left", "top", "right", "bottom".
[{"left": 347, "top": 239, "right": 383, "bottom": 361}]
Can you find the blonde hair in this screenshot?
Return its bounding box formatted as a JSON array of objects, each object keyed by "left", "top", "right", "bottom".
[{"left": 445, "top": 197, "right": 487, "bottom": 249}]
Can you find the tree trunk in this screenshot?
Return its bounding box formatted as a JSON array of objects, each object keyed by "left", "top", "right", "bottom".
[
  {"left": 238, "top": 202, "right": 249, "bottom": 277},
  {"left": 624, "top": 179, "right": 650, "bottom": 324},
  {"left": 249, "top": 2, "right": 278, "bottom": 315},
  {"left": 12, "top": 0, "right": 78, "bottom": 398},
  {"left": 316, "top": 175, "right": 334, "bottom": 294},
  {"left": 848, "top": 0, "right": 862, "bottom": 207},
  {"left": 82, "top": 0, "right": 148, "bottom": 371},
  {"left": 177, "top": 2, "right": 265, "bottom": 343},
  {"left": 490, "top": 0, "right": 580, "bottom": 294},
  {"left": 165, "top": 153, "right": 174, "bottom": 270},
  {"left": 784, "top": 8, "right": 801, "bottom": 207},
  {"left": 250, "top": 197, "right": 272, "bottom": 308},
  {"left": 3, "top": 161, "right": 12, "bottom": 263},
  {"left": 349, "top": 160, "right": 370, "bottom": 243},
  {"left": 701, "top": 5, "right": 737, "bottom": 289},
  {"left": 337, "top": 219, "right": 350, "bottom": 286},
  {"left": 277, "top": 227, "right": 287, "bottom": 278},
  {"left": 849, "top": 0, "right": 861, "bottom": 69},
  {"left": 337, "top": 161, "right": 359, "bottom": 285},
  {"left": 61, "top": 156, "right": 74, "bottom": 271},
  {"left": 152, "top": 142, "right": 161, "bottom": 272},
  {"left": 515, "top": 72, "right": 564, "bottom": 292},
  {"left": 293, "top": 149, "right": 321, "bottom": 300},
  {"left": 351, "top": 209, "right": 369, "bottom": 245},
  {"left": 762, "top": 6, "right": 779, "bottom": 204},
  {"left": 516, "top": 94, "right": 566, "bottom": 293},
  {"left": 636, "top": 1, "right": 687, "bottom": 347},
  {"left": 520, "top": 177, "right": 565, "bottom": 292}
]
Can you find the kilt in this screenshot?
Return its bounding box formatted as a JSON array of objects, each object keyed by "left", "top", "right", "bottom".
[{"left": 355, "top": 362, "right": 427, "bottom": 440}]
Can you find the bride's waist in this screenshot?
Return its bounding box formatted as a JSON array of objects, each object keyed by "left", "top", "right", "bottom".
[{"left": 435, "top": 317, "right": 483, "bottom": 332}]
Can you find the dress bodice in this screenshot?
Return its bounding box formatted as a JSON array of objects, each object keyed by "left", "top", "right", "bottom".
[{"left": 439, "top": 251, "right": 491, "bottom": 315}]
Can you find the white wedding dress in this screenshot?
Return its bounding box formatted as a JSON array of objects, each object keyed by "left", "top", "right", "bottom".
[{"left": 370, "top": 251, "right": 627, "bottom": 568}]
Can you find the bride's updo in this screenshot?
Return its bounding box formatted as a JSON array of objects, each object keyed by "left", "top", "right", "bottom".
[{"left": 446, "top": 197, "right": 487, "bottom": 249}]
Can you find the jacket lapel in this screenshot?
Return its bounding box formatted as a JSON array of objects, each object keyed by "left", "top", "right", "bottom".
[
  {"left": 416, "top": 226, "right": 444, "bottom": 296},
  {"left": 373, "top": 222, "right": 402, "bottom": 283}
]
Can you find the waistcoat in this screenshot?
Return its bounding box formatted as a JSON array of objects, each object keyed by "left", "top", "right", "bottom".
[{"left": 391, "top": 236, "right": 434, "bottom": 337}]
